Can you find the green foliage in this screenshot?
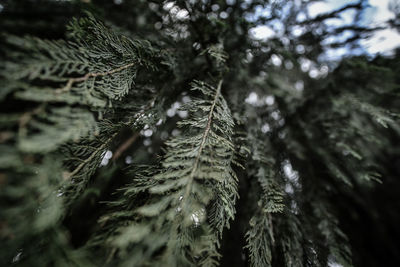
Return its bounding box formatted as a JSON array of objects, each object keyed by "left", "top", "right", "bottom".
[
  {"left": 0, "top": 12, "right": 165, "bottom": 266},
  {"left": 4, "top": 13, "right": 157, "bottom": 108},
  {"left": 244, "top": 118, "right": 284, "bottom": 267},
  {"left": 91, "top": 80, "right": 237, "bottom": 266},
  {"left": 0, "top": 1, "right": 399, "bottom": 267}
]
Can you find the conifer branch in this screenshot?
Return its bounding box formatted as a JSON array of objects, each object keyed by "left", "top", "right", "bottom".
[
  {"left": 90, "top": 79, "right": 237, "bottom": 266},
  {"left": 54, "top": 62, "right": 136, "bottom": 94},
  {"left": 64, "top": 131, "right": 118, "bottom": 180},
  {"left": 2, "top": 4, "right": 397, "bottom": 267},
  {"left": 64, "top": 100, "right": 155, "bottom": 180},
  {"left": 182, "top": 79, "right": 223, "bottom": 204}
]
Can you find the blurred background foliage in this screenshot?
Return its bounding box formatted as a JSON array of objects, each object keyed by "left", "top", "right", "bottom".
[{"left": 0, "top": 0, "right": 399, "bottom": 266}]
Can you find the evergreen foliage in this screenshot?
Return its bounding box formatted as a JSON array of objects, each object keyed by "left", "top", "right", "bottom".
[
  {"left": 0, "top": 1, "right": 399, "bottom": 266},
  {"left": 90, "top": 79, "right": 238, "bottom": 267}
]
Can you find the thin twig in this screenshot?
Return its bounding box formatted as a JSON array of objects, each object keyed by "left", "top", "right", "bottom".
[
  {"left": 268, "top": 214, "right": 275, "bottom": 245},
  {"left": 0, "top": 131, "right": 14, "bottom": 144},
  {"left": 55, "top": 62, "right": 135, "bottom": 94},
  {"left": 112, "top": 132, "right": 140, "bottom": 161},
  {"left": 105, "top": 247, "right": 117, "bottom": 265},
  {"left": 65, "top": 95, "right": 158, "bottom": 179},
  {"left": 64, "top": 132, "right": 119, "bottom": 180}
]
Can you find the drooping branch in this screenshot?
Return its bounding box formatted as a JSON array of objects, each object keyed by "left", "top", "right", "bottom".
[
  {"left": 55, "top": 62, "right": 135, "bottom": 94},
  {"left": 181, "top": 79, "right": 223, "bottom": 204}
]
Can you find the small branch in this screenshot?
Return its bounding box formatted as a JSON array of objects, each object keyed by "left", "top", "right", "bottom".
[
  {"left": 267, "top": 214, "right": 275, "bottom": 245},
  {"left": 112, "top": 132, "right": 140, "bottom": 161},
  {"left": 302, "top": 3, "right": 362, "bottom": 24},
  {"left": 64, "top": 95, "right": 158, "bottom": 179},
  {"left": 182, "top": 80, "right": 223, "bottom": 203},
  {"left": 0, "top": 131, "right": 14, "bottom": 144},
  {"left": 55, "top": 62, "right": 135, "bottom": 94},
  {"left": 64, "top": 132, "right": 118, "bottom": 180},
  {"left": 105, "top": 247, "right": 117, "bottom": 265}
]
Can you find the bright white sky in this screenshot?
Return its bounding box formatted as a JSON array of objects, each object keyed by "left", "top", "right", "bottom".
[
  {"left": 310, "top": 0, "right": 400, "bottom": 56},
  {"left": 251, "top": 0, "right": 400, "bottom": 58}
]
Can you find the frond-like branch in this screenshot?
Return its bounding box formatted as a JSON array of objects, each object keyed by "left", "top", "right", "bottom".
[{"left": 93, "top": 80, "right": 238, "bottom": 266}]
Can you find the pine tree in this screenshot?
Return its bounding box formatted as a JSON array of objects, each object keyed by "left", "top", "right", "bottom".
[{"left": 0, "top": 1, "right": 399, "bottom": 266}]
